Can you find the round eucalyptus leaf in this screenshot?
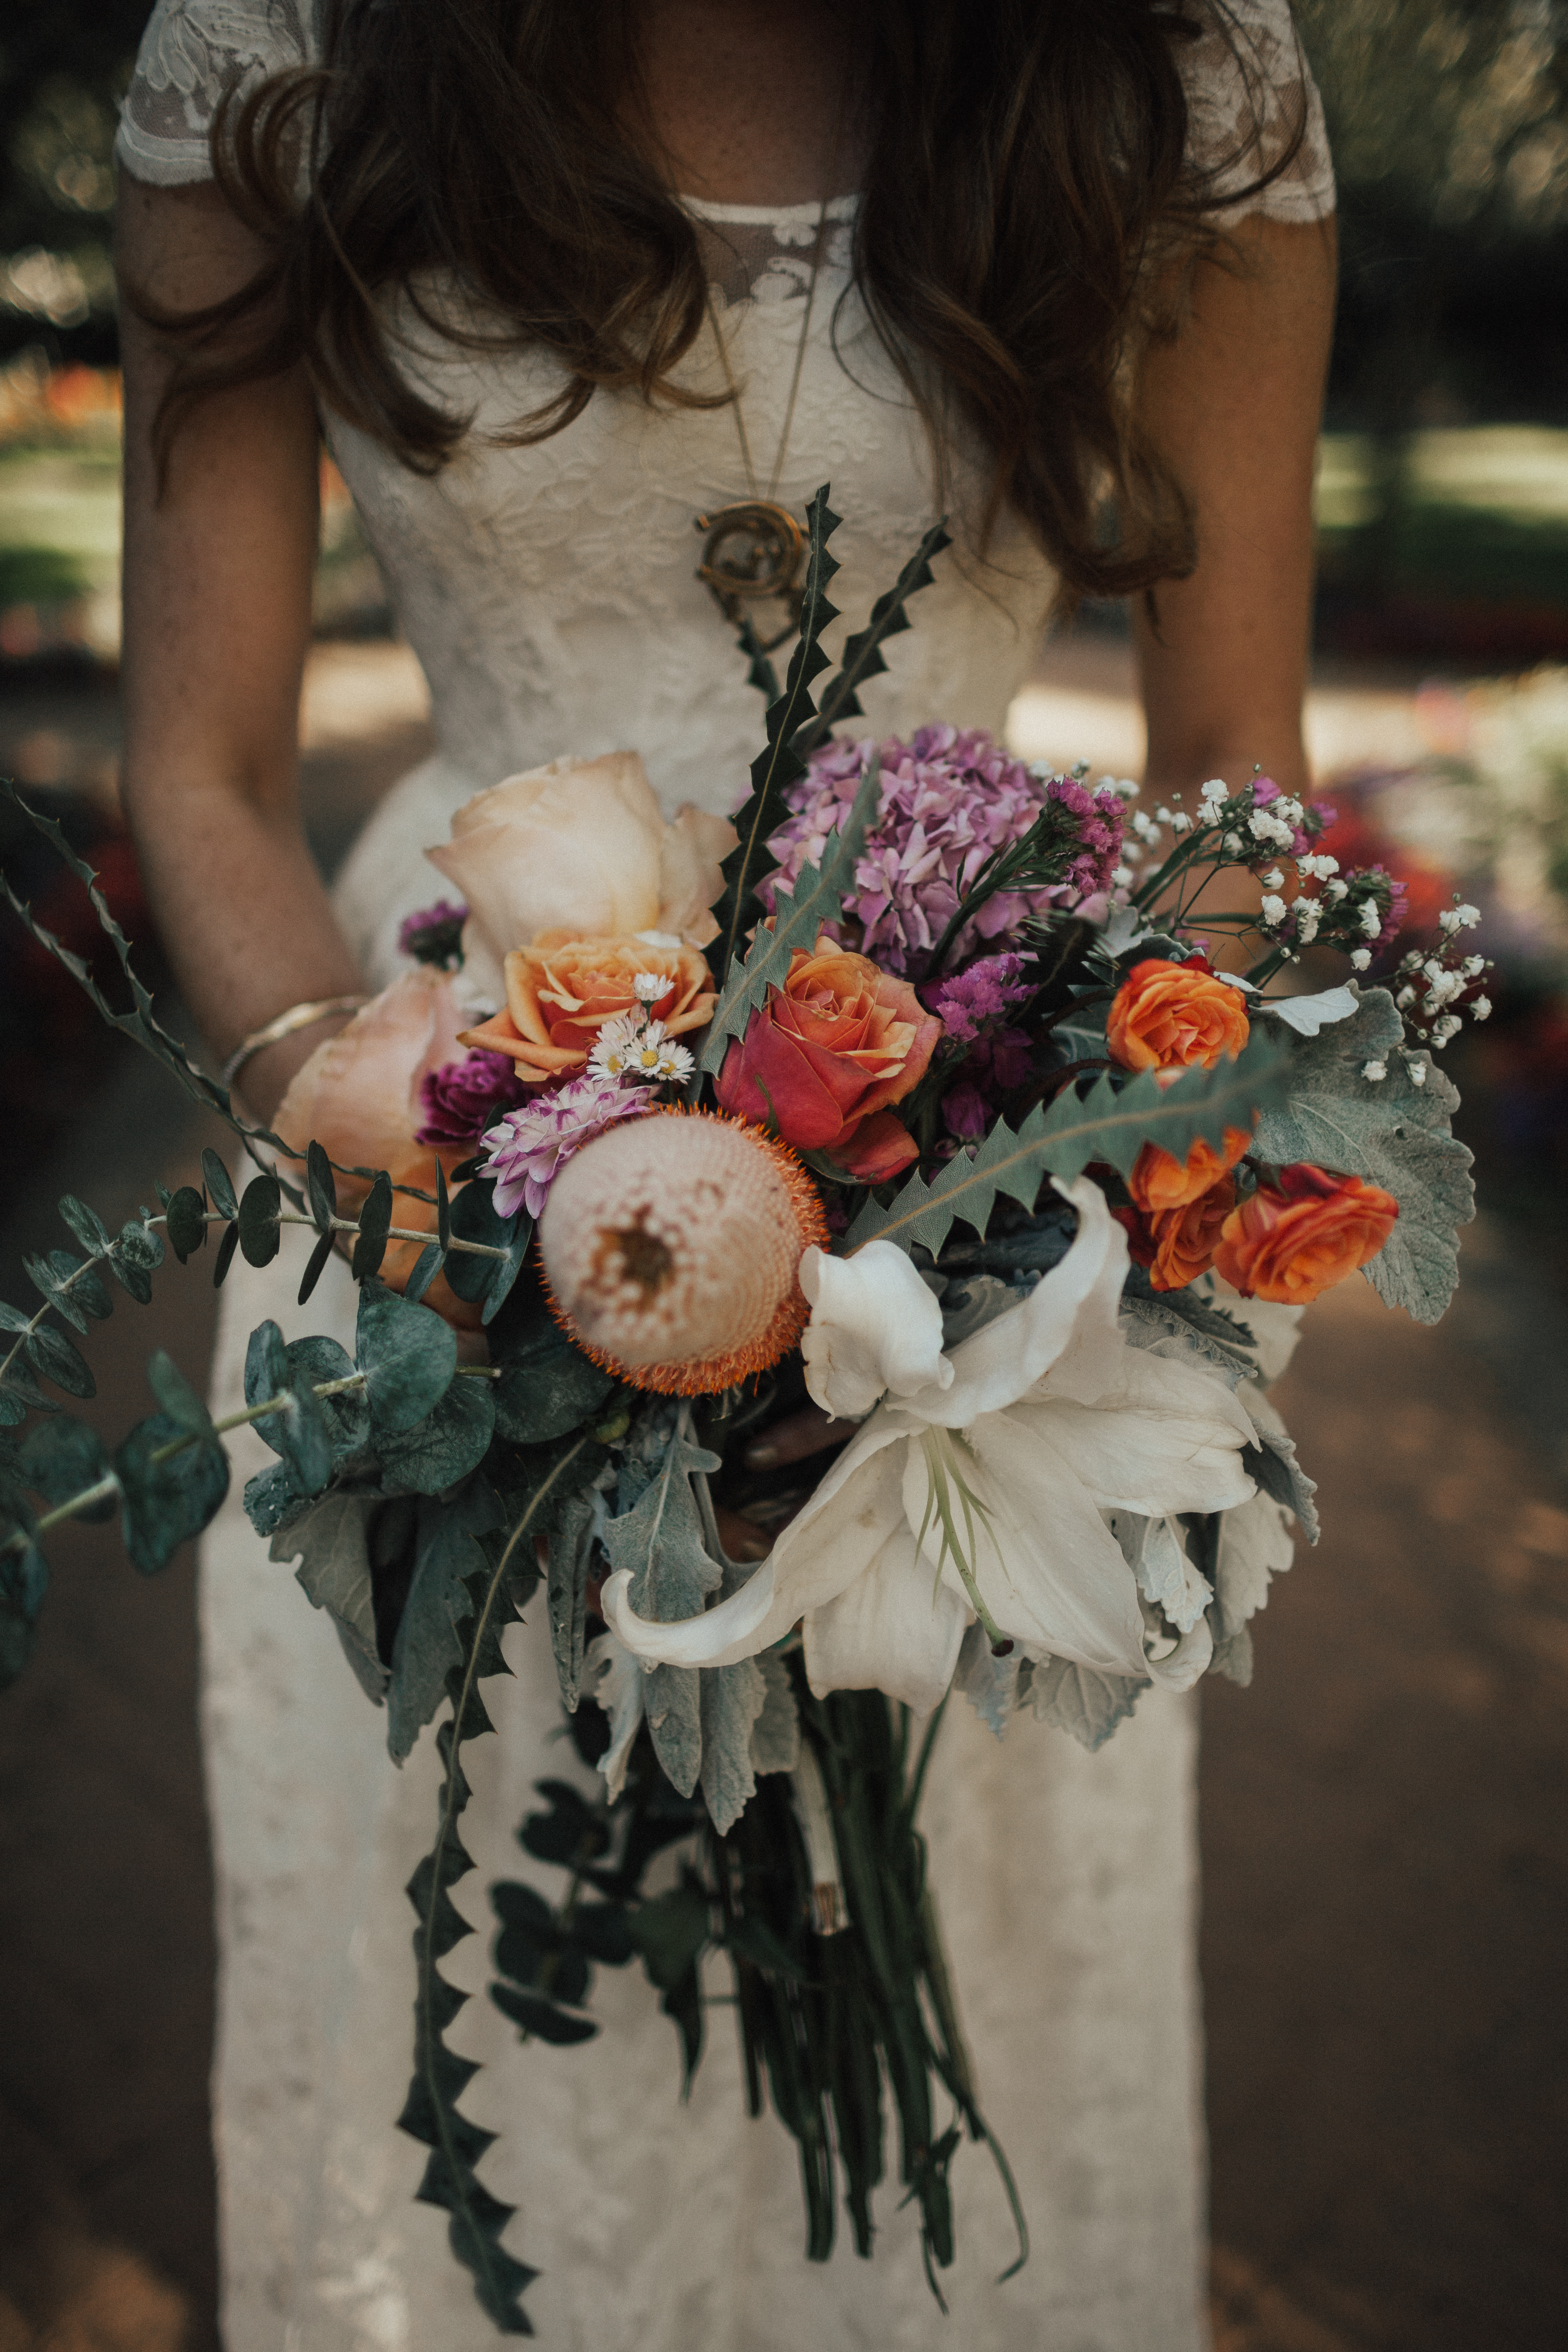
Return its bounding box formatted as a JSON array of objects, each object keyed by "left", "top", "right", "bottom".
[
  {"left": 57, "top": 1195, "right": 110, "bottom": 1257},
  {"left": 26, "top": 1323, "right": 94, "bottom": 1401},
  {"left": 212, "top": 1222, "right": 242, "bottom": 1290},
  {"left": 443, "top": 1179, "right": 509, "bottom": 1305},
  {"left": 244, "top": 1321, "right": 290, "bottom": 1421},
  {"left": 297, "top": 1227, "right": 335, "bottom": 1306},
  {"left": 19, "top": 1416, "right": 115, "bottom": 1522},
  {"left": 285, "top": 1336, "right": 369, "bottom": 1466},
  {"left": 116, "top": 1219, "right": 165, "bottom": 1274},
  {"left": 305, "top": 1140, "right": 338, "bottom": 1237},
  {"left": 350, "top": 1172, "right": 393, "bottom": 1281},
  {"left": 25, "top": 1250, "right": 89, "bottom": 1333},
  {"left": 166, "top": 1186, "right": 208, "bottom": 1263},
  {"left": 355, "top": 1282, "right": 457, "bottom": 1440},
  {"left": 492, "top": 1318, "right": 612, "bottom": 1446},
  {"left": 201, "top": 1149, "right": 239, "bottom": 1221},
  {"left": 378, "top": 1374, "right": 495, "bottom": 1498},
  {"left": 115, "top": 1413, "right": 231, "bottom": 1577},
  {"left": 238, "top": 1175, "right": 282, "bottom": 1268},
  {"left": 147, "top": 1347, "right": 210, "bottom": 1434}
]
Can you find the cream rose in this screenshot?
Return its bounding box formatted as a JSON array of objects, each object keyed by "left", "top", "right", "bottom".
[{"left": 424, "top": 752, "right": 735, "bottom": 1005}]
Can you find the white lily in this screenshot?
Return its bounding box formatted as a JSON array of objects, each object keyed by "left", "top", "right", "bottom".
[{"left": 602, "top": 1179, "right": 1258, "bottom": 1715}]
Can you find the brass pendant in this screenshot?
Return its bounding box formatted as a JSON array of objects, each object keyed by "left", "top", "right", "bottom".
[{"left": 694, "top": 499, "right": 805, "bottom": 650}]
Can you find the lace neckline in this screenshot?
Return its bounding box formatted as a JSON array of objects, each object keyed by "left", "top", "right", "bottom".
[{"left": 679, "top": 192, "right": 860, "bottom": 226}]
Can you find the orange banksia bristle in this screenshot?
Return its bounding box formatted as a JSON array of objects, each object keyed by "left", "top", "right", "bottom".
[{"left": 538, "top": 1108, "right": 829, "bottom": 1395}]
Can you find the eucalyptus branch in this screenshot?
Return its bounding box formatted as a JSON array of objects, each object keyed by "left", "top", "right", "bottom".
[
  {"left": 7, "top": 1365, "right": 501, "bottom": 1551},
  {"left": 146, "top": 1206, "right": 510, "bottom": 1262}
]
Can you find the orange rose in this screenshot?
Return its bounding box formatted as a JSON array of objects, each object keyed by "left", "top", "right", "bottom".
[
  {"left": 274, "top": 968, "right": 482, "bottom": 1331},
  {"left": 1127, "top": 1123, "right": 1252, "bottom": 1215},
  {"left": 458, "top": 931, "right": 715, "bottom": 1083},
  {"left": 1107, "top": 957, "right": 1251, "bottom": 1072},
  {"left": 1118, "top": 1178, "right": 1238, "bottom": 1292},
  {"left": 714, "top": 934, "right": 941, "bottom": 1181},
  {"left": 1213, "top": 1163, "right": 1399, "bottom": 1305}
]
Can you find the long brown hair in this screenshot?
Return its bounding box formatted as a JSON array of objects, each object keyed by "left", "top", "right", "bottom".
[{"left": 142, "top": 0, "right": 1306, "bottom": 605}]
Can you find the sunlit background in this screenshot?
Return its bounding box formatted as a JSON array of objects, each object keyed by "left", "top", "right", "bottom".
[{"left": 0, "top": 8, "right": 1565, "bottom": 2351}]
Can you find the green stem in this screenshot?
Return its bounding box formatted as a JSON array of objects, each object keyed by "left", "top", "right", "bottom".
[{"left": 152, "top": 1207, "right": 510, "bottom": 1262}]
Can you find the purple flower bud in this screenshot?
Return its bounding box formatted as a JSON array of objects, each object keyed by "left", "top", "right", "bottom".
[
  {"left": 415, "top": 1050, "right": 525, "bottom": 1148},
  {"left": 399, "top": 899, "right": 468, "bottom": 969}
]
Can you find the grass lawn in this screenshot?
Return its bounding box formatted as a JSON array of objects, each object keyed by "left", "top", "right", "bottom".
[{"left": 1317, "top": 425, "right": 1568, "bottom": 608}]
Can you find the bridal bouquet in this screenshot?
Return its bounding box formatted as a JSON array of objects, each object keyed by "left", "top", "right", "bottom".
[{"left": 0, "top": 497, "right": 1480, "bottom": 2334}]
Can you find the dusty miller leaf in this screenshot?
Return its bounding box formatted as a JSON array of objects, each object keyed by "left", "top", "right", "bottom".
[
  {"left": 602, "top": 1423, "right": 724, "bottom": 1796},
  {"left": 270, "top": 1490, "right": 387, "bottom": 1704},
  {"left": 1023, "top": 1654, "right": 1143, "bottom": 1751},
  {"left": 1251, "top": 989, "right": 1474, "bottom": 1324}
]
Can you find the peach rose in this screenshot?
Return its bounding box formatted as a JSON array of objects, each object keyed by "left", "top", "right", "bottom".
[
  {"left": 458, "top": 931, "right": 715, "bottom": 1084},
  {"left": 1213, "top": 1163, "right": 1399, "bottom": 1304},
  {"left": 1107, "top": 957, "right": 1251, "bottom": 1072},
  {"left": 714, "top": 935, "right": 941, "bottom": 1181},
  {"left": 424, "top": 752, "right": 735, "bottom": 1006},
  {"left": 273, "top": 967, "right": 482, "bottom": 1330},
  {"left": 1117, "top": 1177, "right": 1238, "bottom": 1292},
  {"left": 1127, "top": 1123, "right": 1252, "bottom": 1215}
]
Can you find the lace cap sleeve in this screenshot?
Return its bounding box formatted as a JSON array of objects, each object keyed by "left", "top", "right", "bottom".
[
  {"left": 116, "top": 0, "right": 316, "bottom": 185},
  {"left": 1177, "top": 0, "right": 1335, "bottom": 222}
]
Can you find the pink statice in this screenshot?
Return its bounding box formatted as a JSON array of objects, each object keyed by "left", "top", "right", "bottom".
[
  {"left": 923, "top": 951, "right": 1032, "bottom": 1045},
  {"left": 764, "top": 729, "right": 1125, "bottom": 977},
  {"left": 416, "top": 1051, "right": 525, "bottom": 1148},
  {"left": 480, "top": 1075, "right": 652, "bottom": 1220}
]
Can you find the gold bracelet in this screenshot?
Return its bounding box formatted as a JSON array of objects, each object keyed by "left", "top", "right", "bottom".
[{"left": 218, "top": 995, "right": 370, "bottom": 1091}]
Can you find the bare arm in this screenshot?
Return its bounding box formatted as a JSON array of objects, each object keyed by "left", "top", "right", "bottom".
[
  {"left": 116, "top": 173, "right": 364, "bottom": 1123},
  {"left": 1133, "top": 213, "right": 1337, "bottom": 807}
]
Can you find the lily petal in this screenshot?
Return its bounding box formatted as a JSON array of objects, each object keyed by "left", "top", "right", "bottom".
[
  {"left": 800, "top": 1242, "right": 951, "bottom": 1419},
  {"left": 924, "top": 1177, "right": 1125, "bottom": 1427},
  {"left": 803, "top": 1527, "right": 968, "bottom": 1714},
  {"left": 1017, "top": 1358, "right": 1256, "bottom": 1520}
]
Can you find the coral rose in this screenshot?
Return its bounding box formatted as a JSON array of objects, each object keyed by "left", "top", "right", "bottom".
[
  {"left": 1127, "top": 1123, "right": 1252, "bottom": 1215},
  {"left": 273, "top": 967, "right": 482, "bottom": 1330},
  {"left": 715, "top": 934, "right": 941, "bottom": 1181},
  {"left": 1117, "top": 1177, "right": 1237, "bottom": 1293},
  {"left": 1213, "top": 1163, "right": 1399, "bottom": 1304},
  {"left": 1107, "top": 957, "right": 1251, "bottom": 1072},
  {"left": 424, "top": 752, "right": 735, "bottom": 1005},
  {"left": 458, "top": 932, "right": 715, "bottom": 1084}
]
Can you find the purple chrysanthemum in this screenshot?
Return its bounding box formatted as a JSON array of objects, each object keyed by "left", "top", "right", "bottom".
[
  {"left": 764, "top": 728, "right": 1125, "bottom": 977},
  {"left": 399, "top": 898, "right": 468, "bottom": 969},
  {"left": 479, "top": 1073, "right": 652, "bottom": 1221},
  {"left": 415, "top": 1051, "right": 526, "bottom": 1149}
]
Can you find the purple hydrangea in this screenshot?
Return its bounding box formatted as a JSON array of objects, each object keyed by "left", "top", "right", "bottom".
[
  {"left": 479, "top": 1074, "right": 652, "bottom": 1221},
  {"left": 764, "top": 728, "right": 1125, "bottom": 977},
  {"left": 416, "top": 1051, "right": 525, "bottom": 1149},
  {"left": 399, "top": 899, "right": 468, "bottom": 969}
]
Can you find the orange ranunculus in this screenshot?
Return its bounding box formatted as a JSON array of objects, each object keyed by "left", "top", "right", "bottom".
[
  {"left": 1213, "top": 1163, "right": 1399, "bottom": 1305},
  {"left": 458, "top": 931, "right": 716, "bottom": 1084},
  {"left": 1127, "top": 1122, "right": 1252, "bottom": 1215},
  {"left": 1107, "top": 957, "right": 1251, "bottom": 1072},
  {"left": 1118, "top": 1178, "right": 1239, "bottom": 1293},
  {"left": 714, "top": 934, "right": 941, "bottom": 1181},
  {"left": 273, "top": 967, "right": 482, "bottom": 1331}
]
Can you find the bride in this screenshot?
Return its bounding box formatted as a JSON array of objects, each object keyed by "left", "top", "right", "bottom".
[{"left": 114, "top": 3, "right": 1335, "bottom": 2346}]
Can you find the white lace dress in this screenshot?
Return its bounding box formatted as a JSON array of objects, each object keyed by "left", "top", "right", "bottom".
[{"left": 118, "top": 12, "right": 1334, "bottom": 2349}]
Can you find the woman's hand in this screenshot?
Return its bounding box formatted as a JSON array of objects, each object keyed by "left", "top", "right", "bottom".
[{"left": 117, "top": 175, "right": 366, "bottom": 1124}]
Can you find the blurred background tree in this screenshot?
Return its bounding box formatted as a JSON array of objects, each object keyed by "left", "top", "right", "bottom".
[{"left": 0, "top": 1, "right": 146, "bottom": 369}]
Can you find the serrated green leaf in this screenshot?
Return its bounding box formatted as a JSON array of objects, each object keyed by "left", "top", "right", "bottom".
[
  {"left": 115, "top": 1412, "right": 230, "bottom": 1575},
  {"left": 386, "top": 1481, "right": 506, "bottom": 1762},
  {"left": 19, "top": 1417, "right": 115, "bottom": 1522},
  {"left": 1250, "top": 989, "right": 1475, "bottom": 1324},
  {"left": 1021, "top": 1654, "right": 1142, "bottom": 1750},
  {"left": 201, "top": 1149, "right": 238, "bottom": 1219},
  {"left": 147, "top": 1348, "right": 208, "bottom": 1431},
  {"left": 602, "top": 1422, "right": 723, "bottom": 1796},
  {"left": 26, "top": 1323, "right": 94, "bottom": 1400},
  {"left": 700, "top": 751, "right": 883, "bottom": 1074},
  {"left": 57, "top": 1196, "right": 110, "bottom": 1257},
  {"left": 793, "top": 518, "right": 952, "bottom": 755},
  {"left": 845, "top": 1039, "right": 1290, "bottom": 1257},
  {"left": 709, "top": 486, "right": 842, "bottom": 973},
  {"left": 356, "top": 1282, "right": 457, "bottom": 1441},
  {"left": 379, "top": 1373, "right": 495, "bottom": 1498},
  {"left": 268, "top": 1490, "right": 386, "bottom": 1703},
  {"left": 165, "top": 1185, "right": 208, "bottom": 1262},
  {"left": 351, "top": 1171, "right": 393, "bottom": 1280},
  {"left": 238, "top": 1174, "right": 282, "bottom": 1268}
]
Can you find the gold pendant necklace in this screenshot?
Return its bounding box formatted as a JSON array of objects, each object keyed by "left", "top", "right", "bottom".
[{"left": 694, "top": 185, "right": 834, "bottom": 653}]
